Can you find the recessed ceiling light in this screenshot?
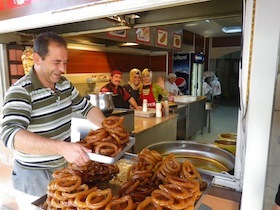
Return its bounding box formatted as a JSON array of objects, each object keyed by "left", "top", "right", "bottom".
[{"left": 222, "top": 26, "right": 242, "bottom": 33}]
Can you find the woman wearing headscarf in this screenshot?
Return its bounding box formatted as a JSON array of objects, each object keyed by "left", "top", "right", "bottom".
[
  {"left": 123, "top": 68, "right": 142, "bottom": 108},
  {"left": 140, "top": 68, "right": 168, "bottom": 108}
]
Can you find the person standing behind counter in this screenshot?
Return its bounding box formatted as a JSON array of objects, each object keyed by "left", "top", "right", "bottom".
[
  {"left": 1, "top": 31, "right": 105, "bottom": 209},
  {"left": 165, "top": 73, "right": 183, "bottom": 96},
  {"left": 140, "top": 68, "right": 169, "bottom": 108},
  {"left": 100, "top": 70, "right": 142, "bottom": 110},
  {"left": 123, "top": 68, "right": 142, "bottom": 108}
]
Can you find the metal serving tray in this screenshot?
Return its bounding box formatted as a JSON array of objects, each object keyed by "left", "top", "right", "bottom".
[
  {"left": 145, "top": 141, "right": 235, "bottom": 176},
  {"left": 87, "top": 137, "right": 135, "bottom": 164},
  {"left": 32, "top": 152, "right": 214, "bottom": 209}
]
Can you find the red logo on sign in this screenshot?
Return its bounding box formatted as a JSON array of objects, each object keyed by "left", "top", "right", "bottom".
[{"left": 7, "top": 0, "right": 32, "bottom": 9}]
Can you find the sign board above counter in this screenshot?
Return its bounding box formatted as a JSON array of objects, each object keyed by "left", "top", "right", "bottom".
[
  {"left": 0, "top": 0, "right": 203, "bottom": 33},
  {"left": 0, "top": 0, "right": 110, "bottom": 20}
]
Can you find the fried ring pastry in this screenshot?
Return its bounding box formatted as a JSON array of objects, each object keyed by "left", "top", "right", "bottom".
[
  {"left": 62, "top": 184, "right": 89, "bottom": 199},
  {"left": 181, "top": 160, "right": 202, "bottom": 183},
  {"left": 159, "top": 184, "right": 190, "bottom": 200},
  {"left": 151, "top": 189, "right": 174, "bottom": 207},
  {"left": 86, "top": 188, "right": 113, "bottom": 209},
  {"left": 137, "top": 196, "right": 163, "bottom": 210},
  {"left": 55, "top": 175, "right": 82, "bottom": 192},
  {"left": 105, "top": 195, "right": 134, "bottom": 210},
  {"left": 74, "top": 187, "right": 97, "bottom": 208},
  {"left": 102, "top": 116, "right": 124, "bottom": 129},
  {"left": 94, "top": 142, "right": 119, "bottom": 156}
]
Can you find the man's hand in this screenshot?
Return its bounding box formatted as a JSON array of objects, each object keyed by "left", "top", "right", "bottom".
[{"left": 60, "top": 142, "right": 92, "bottom": 166}]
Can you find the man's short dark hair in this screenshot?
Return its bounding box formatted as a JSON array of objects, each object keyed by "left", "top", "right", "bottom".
[{"left": 33, "top": 31, "right": 67, "bottom": 60}]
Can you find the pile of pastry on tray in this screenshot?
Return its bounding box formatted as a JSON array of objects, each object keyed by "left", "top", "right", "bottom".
[
  {"left": 78, "top": 116, "right": 130, "bottom": 157},
  {"left": 42, "top": 147, "right": 207, "bottom": 209}
]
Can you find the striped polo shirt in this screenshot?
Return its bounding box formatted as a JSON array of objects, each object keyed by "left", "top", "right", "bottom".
[{"left": 1, "top": 68, "right": 93, "bottom": 169}]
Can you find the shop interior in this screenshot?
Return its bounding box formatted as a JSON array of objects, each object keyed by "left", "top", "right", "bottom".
[{"left": 0, "top": 0, "right": 243, "bottom": 209}]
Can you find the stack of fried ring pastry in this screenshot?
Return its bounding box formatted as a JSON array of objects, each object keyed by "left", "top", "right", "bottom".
[
  {"left": 44, "top": 169, "right": 134, "bottom": 210},
  {"left": 68, "top": 160, "right": 119, "bottom": 183},
  {"left": 79, "top": 116, "right": 129, "bottom": 157},
  {"left": 119, "top": 149, "right": 205, "bottom": 210},
  {"left": 42, "top": 149, "right": 205, "bottom": 210}
]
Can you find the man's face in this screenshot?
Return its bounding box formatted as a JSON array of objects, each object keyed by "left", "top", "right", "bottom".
[
  {"left": 35, "top": 42, "right": 68, "bottom": 88},
  {"left": 111, "top": 74, "right": 122, "bottom": 87}
]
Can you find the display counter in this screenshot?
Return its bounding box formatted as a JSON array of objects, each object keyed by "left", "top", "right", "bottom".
[
  {"left": 132, "top": 114, "right": 177, "bottom": 153},
  {"left": 170, "top": 96, "right": 207, "bottom": 140}
]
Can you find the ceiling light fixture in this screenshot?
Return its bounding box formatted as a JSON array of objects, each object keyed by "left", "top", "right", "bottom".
[
  {"left": 119, "top": 42, "right": 139, "bottom": 47},
  {"left": 222, "top": 26, "right": 242, "bottom": 33},
  {"left": 126, "top": 14, "right": 140, "bottom": 19}
]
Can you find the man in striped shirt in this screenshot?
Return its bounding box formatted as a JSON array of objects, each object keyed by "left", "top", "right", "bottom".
[{"left": 1, "top": 31, "right": 105, "bottom": 209}]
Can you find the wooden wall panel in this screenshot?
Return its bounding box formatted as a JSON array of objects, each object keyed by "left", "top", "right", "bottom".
[
  {"left": 106, "top": 52, "right": 150, "bottom": 72},
  {"left": 212, "top": 35, "right": 241, "bottom": 47},
  {"left": 183, "top": 30, "right": 194, "bottom": 46},
  {"left": 67, "top": 49, "right": 161, "bottom": 74},
  {"left": 67, "top": 50, "right": 110, "bottom": 74},
  {"left": 151, "top": 55, "right": 166, "bottom": 72}
]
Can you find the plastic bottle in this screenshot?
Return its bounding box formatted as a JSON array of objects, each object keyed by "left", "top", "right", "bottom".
[
  {"left": 156, "top": 102, "right": 162, "bottom": 118},
  {"left": 163, "top": 100, "right": 169, "bottom": 116},
  {"left": 142, "top": 99, "right": 148, "bottom": 112}
]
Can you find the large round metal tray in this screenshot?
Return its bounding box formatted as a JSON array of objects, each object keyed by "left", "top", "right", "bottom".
[{"left": 145, "top": 141, "right": 235, "bottom": 175}]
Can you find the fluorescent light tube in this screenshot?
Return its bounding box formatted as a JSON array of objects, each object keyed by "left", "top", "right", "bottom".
[{"left": 222, "top": 26, "right": 242, "bottom": 33}]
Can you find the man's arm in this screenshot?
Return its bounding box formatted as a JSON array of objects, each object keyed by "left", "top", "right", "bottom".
[{"left": 86, "top": 106, "right": 106, "bottom": 128}]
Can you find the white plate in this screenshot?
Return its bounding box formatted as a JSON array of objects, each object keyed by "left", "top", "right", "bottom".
[{"left": 87, "top": 137, "right": 135, "bottom": 164}]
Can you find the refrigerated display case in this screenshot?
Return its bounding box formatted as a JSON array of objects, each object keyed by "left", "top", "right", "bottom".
[{"left": 172, "top": 52, "right": 204, "bottom": 97}]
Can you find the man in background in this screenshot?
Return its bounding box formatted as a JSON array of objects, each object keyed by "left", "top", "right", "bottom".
[{"left": 100, "top": 70, "right": 141, "bottom": 110}]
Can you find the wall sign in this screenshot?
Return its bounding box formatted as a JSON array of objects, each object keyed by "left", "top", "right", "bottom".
[
  {"left": 136, "top": 27, "right": 150, "bottom": 43},
  {"left": 156, "top": 29, "right": 168, "bottom": 47},
  {"left": 173, "top": 33, "right": 182, "bottom": 49}
]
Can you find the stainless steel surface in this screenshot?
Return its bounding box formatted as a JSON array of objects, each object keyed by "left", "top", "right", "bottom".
[
  {"left": 145, "top": 141, "right": 235, "bottom": 175},
  {"left": 169, "top": 98, "right": 206, "bottom": 140},
  {"left": 87, "top": 92, "right": 114, "bottom": 114},
  {"left": 170, "top": 104, "right": 187, "bottom": 140}
]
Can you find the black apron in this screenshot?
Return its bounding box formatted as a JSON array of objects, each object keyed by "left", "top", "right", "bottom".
[{"left": 106, "top": 83, "right": 129, "bottom": 109}]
